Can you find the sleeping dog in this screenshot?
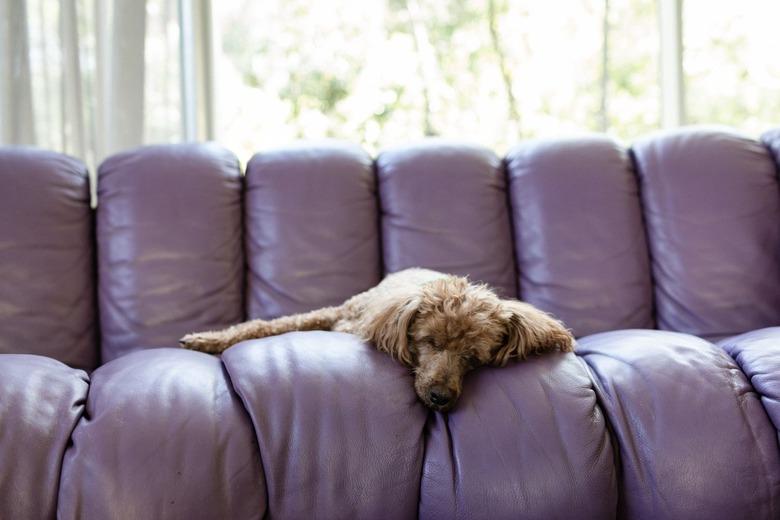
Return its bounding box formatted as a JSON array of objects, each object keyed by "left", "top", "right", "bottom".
[{"left": 180, "top": 268, "right": 574, "bottom": 411}]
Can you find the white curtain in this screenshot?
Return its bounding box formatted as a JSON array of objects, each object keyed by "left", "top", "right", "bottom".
[
  {"left": 0, "top": 0, "right": 213, "bottom": 173},
  {"left": 0, "top": 0, "right": 35, "bottom": 145}
]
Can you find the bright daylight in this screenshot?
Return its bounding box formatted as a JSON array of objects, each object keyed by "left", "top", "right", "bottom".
[{"left": 4, "top": 0, "right": 780, "bottom": 163}]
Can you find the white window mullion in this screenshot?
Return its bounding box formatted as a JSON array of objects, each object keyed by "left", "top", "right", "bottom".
[
  {"left": 658, "top": 0, "right": 685, "bottom": 128},
  {"left": 179, "top": 0, "right": 214, "bottom": 142}
]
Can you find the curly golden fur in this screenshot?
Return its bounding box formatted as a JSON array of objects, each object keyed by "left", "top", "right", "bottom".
[{"left": 180, "top": 268, "right": 574, "bottom": 411}]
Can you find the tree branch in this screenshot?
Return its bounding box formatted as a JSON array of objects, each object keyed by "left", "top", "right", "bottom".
[{"left": 487, "top": 0, "right": 520, "bottom": 134}]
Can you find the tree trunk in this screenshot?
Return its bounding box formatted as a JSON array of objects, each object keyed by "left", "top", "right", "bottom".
[
  {"left": 405, "top": 0, "right": 437, "bottom": 136},
  {"left": 599, "top": 0, "right": 610, "bottom": 132},
  {"left": 487, "top": 0, "right": 520, "bottom": 136}
]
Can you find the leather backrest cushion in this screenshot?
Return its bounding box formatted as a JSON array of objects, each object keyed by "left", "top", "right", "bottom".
[
  {"left": 84, "top": 126, "right": 780, "bottom": 360},
  {"left": 0, "top": 148, "right": 97, "bottom": 369},
  {"left": 97, "top": 143, "right": 244, "bottom": 362},
  {"left": 507, "top": 136, "right": 654, "bottom": 337},
  {"left": 244, "top": 142, "right": 381, "bottom": 319},
  {"left": 377, "top": 141, "right": 517, "bottom": 297},
  {"left": 632, "top": 128, "right": 780, "bottom": 339}
]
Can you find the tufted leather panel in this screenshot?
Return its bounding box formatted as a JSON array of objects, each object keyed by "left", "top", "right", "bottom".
[
  {"left": 58, "top": 348, "right": 264, "bottom": 519},
  {"left": 222, "top": 332, "right": 427, "bottom": 520},
  {"left": 632, "top": 128, "right": 780, "bottom": 339},
  {"left": 579, "top": 330, "right": 780, "bottom": 519},
  {"left": 0, "top": 148, "right": 96, "bottom": 368},
  {"left": 245, "top": 142, "right": 381, "bottom": 319},
  {"left": 96, "top": 143, "right": 244, "bottom": 362},
  {"left": 376, "top": 141, "right": 517, "bottom": 297},
  {"left": 506, "top": 136, "right": 654, "bottom": 337},
  {"left": 419, "top": 352, "right": 617, "bottom": 519},
  {"left": 0, "top": 355, "right": 88, "bottom": 519}
]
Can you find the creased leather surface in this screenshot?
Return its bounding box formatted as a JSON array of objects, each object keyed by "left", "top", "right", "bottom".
[
  {"left": 97, "top": 143, "right": 244, "bottom": 362},
  {"left": 579, "top": 329, "right": 780, "bottom": 520},
  {"left": 720, "top": 327, "right": 780, "bottom": 442},
  {"left": 761, "top": 128, "right": 780, "bottom": 164},
  {"left": 419, "top": 352, "right": 616, "bottom": 520},
  {"left": 223, "top": 332, "right": 427, "bottom": 520},
  {"left": 506, "top": 136, "right": 654, "bottom": 337},
  {"left": 0, "top": 354, "right": 88, "bottom": 519},
  {"left": 0, "top": 148, "right": 96, "bottom": 369},
  {"left": 377, "top": 141, "right": 517, "bottom": 297},
  {"left": 245, "top": 142, "right": 381, "bottom": 319},
  {"left": 632, "top": 128, "right": 780, "bottom": 339},
  {"left": 58, "top": 348, "right": 264, "bottom": 520}
]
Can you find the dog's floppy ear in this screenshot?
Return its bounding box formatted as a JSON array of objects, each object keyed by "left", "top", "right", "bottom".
[
  {"left": 364, "top": 294, "right": 420, "bottom": 366},
  {"left": 493, "top": 300, "right": 574, "bottom": 366}
]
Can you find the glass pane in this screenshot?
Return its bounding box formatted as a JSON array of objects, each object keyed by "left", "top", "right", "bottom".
[
  {"left": 213, "top": 0, "right": 661, "bottom": 160},
  {"left": 607, "top": 0, "right": 659, "bottom": 137},
  {"left": 684, "top": 0, "right": 780, "bottom": 135}
]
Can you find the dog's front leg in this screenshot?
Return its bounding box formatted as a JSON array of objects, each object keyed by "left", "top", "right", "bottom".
[
  {"left": 179, "top": 306, "right": 343, "bottom": 354},
  {"left": 179, "top": 319, "right": 269, "bottom": 354}
]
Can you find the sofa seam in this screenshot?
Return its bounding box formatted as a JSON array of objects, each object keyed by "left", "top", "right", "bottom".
[
  {"left": 575, "top": 353, "right": 623, "bottom": 518},
  {"left": 219, "top": 356, "right": 269, "bottom": 520},
  {"left": 626, "top": 145, "right": 659, "bottom": 331},
  {"left": 719, "top": 344, "right": 780, "bottom": 519},
  {"left": 53, "top": 370, "right": 92, "bottom": 519}
]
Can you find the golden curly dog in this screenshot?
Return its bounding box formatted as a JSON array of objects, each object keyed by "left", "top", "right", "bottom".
[{"left": 180, "top": 268, "right": 574, "bottom": 411}]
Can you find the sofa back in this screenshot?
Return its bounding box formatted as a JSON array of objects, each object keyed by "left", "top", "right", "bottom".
[
  {"left": 95, "top": 144, "right": 245, "bottom": 363},
  {"left": 0, "top": 148, "right": 96, "bottom": 369},
  {"left": 2, "top": 127, "right": 779, "bottom": 368}
]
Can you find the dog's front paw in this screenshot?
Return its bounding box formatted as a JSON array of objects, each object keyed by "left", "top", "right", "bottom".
[{"left": 179, "top": 331, "right": 233, "bottom": 354}]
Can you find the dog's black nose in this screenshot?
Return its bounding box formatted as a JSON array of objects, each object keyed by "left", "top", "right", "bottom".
[{"left": 429, "top": 387, "right": 452, "bottom": 407}]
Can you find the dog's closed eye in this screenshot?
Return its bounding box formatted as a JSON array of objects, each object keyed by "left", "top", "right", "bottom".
[
  {"left": 417, "top": 337, "right": 442, "bottom": 351},
  {"left": 464, "top": 355, "right": 480, "bottom": 369}
]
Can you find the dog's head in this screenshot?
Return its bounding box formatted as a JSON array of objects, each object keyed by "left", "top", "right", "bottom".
[{"left": 365, "top": 274, "right": 574, "bottom": 411}]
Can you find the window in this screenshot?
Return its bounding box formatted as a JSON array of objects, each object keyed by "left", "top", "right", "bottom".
[
  {"left": 213, "top": 0, "right": 661, "bottom": 158},
  {"left": 683, "top": 0, "right": 780, "bottom": 135},
  {"left": 1, "top": 0, "right": 778, "bottom": 166}
]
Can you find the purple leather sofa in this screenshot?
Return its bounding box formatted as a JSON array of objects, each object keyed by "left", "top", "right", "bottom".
[{"left": 1, "top": 127, "right": 780, "bottom": 519}]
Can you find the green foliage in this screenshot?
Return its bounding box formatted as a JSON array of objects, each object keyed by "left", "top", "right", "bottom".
[
  {"left": 280, "top": 71, "right": 350, "bottom": 115},
  {"left": 213, "top": 0, "right": 780, "bottom": 160}
]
